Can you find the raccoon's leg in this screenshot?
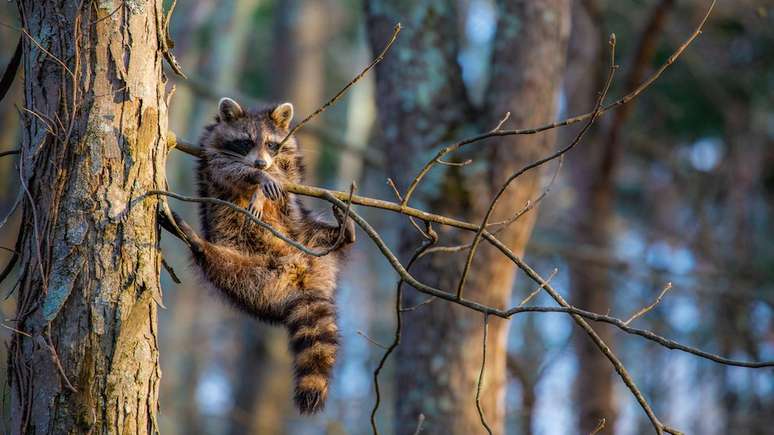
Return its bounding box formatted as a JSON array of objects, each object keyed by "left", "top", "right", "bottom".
[
  {"left": 169, "top": 215, "right": 293, "bottom": 317},
  {"left": 299, "top": 205, "right": 356, "bottom": 249},
  {"left": 284, "top": 292, "right": 339, "bottom": 414}
]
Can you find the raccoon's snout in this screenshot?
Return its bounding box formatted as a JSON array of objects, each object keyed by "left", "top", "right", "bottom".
[{"left": 254, "top": 159, "right": 269, "bottom": 169}]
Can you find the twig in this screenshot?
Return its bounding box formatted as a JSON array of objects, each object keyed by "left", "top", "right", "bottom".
[
  {"left": 488, "top": 153, "right": 564, "bottom": 229},
  {"left": 412, "top": 414, "right": 426, "bottom": 435},
  {"left": 599, "top": 0, "right": 676, "bottom": 182},
  {"left": 401, "top": 111, "right": 511, "bottom": 208},
  {"left": 400, "top": 297, "right": 436, "bottom": 312},
  {"left": 435, "top": 158, "right": 472, "bottom": 167},
  {"left": 624, "top": 283, "right": 672, "bottom": 326},
  {"left": 414, "top": 153, "right": 564, "bottom": 258},
  {"left": 520, "top": 268, "right": 558, "bottom": 306},
  {"left": 88, "top": 1, "right": 125, "bottom": 25},
  {"left": 44, "top": 331, "right": 77, "bottom": 393},
  {"left": 357, "top": 330, "right": 388, "bottom": 350},
  {"left": 590, "top": 418, "right": 607, "bottom": 435},
  {"left": 0, "top": 322, "right": 30, "bottom": 337},
  {"left": 386, "top": 178, "right": 431, "bottom": 240},
  {"left": 476, "top": 314, "right": 493, "bottom": 435},
  {"left": 161, "top": 257, "right": 181, "bottom": 284},
  {"left": 279, "top": 23, "right": 402, "bottom": 147},
  {"left": 159, "top": 0, "right": 186, "bottom": 78},
  {"left": 17, "top": 27, "right": 76, "bottom": 81}
]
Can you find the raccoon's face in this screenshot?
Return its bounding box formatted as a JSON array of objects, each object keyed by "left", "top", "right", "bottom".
[{"left": 204, "top": 98, "right": 296, "bottom": 175}]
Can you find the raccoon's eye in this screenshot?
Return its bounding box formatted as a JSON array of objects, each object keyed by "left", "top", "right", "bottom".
[
  {"left": 222, "top": 139, "right": 253, "bottom": 155},
  {"left": 266, "top": 141, "right": 281, "bottom": 153}
]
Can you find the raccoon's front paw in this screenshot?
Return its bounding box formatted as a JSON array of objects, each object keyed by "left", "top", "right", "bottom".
[
  {"left": 248, "top": 190, "right": 265, "bottom": 220},
  {"left": 332, "top": 205, "right": 356, "bottom": 244},
  {"left": 261, "top": 176, "right": 284, "bottom": 201}
]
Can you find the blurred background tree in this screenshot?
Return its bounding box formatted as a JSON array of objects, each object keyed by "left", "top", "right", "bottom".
[{"left": 0, "top": 0, "right": 772, "bottom": 433}]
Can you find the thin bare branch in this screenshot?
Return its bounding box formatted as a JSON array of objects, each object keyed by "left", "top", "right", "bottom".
[
  {"left": 386, "top": 178, "right": 432, "bottom": 240},
  {"left": 357, "top": 330, "right": 388, "bottom": 350},
  {"left": 279, "top": 23, "right": 401, "bottom": 147},
  {"left": 590, "top": 418, "right": 607, "bottom": 435},
  {"left": 412, "top": 414, "right": 426, "bottom": 435},
  {"left": 44, "top": 331, "right": 77, "bottom": 393},
  {"left": 476, "top": 314, "right": 493, "bottom": 435},
  {"left": 401, "top": 111, "right": 511, "bottom": 208},
  {"left": 624, "top": 282, "right": 672, "bottom": 326},
  {"left": 400, "top": 296, "right": 436, "bottom": 312},
  {"left": 435, "top": 158, "right": 472, "bottom": 167},
  {"left": 520, "top": 268, "right": 559, "bottom": 306},
  {"left": 0, "top": 322, "right": 30, "bottom": 337},
  {"left": 161, "top": 257, "right": 181, "bottom": 284}
]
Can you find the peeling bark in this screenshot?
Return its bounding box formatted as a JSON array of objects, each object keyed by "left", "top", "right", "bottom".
[{"left": 10, "top": 2, "right": 167, "bottom": 434}]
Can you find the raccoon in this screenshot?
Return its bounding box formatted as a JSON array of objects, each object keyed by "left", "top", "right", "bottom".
[{"left": 171, "top": 97, "right": 355, "bottom": 414}]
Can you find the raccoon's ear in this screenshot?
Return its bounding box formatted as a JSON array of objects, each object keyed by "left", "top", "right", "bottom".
[
  {"left": 271, "top": 102, "right": 294, "bottom": 129},
  {"left": 218, "top": 97, "right": 244, "bottom": 122}
]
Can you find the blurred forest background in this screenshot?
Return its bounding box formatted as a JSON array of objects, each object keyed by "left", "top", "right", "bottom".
[{"left": 1, "top": 0, "right": 773, "bottom": 434}]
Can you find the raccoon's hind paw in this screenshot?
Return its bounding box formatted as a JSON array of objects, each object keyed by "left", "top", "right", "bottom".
[
  {"left": 332, "top": 205, "right": 356, "bottom": 244},
  {"left": 261, "top": 175, "right": 284, "bottom": 201}
]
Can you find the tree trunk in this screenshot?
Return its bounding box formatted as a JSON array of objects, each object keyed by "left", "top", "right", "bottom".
[
  {"left": 562, "top": 1, "right": 619, "bottom": 432},
  {"left": 9, "top": 2, "right": 167, "bottom": 433},
  {"left": 366, "top": 1, "right": 569, "bottom": 433},
  {"left": 566, "top": 1, "right": 675, "bottom": 430}
]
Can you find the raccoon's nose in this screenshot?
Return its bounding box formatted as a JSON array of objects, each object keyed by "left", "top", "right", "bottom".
[{"left": 254, "top": 159, "right": 269, "bottom": 169}]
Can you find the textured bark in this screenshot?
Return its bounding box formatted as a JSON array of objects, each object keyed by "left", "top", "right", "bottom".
[
  {"left": 9, "top": 2, "right": 167, "bottom": 434},
  {"left": 366, "top": 1, "right": 569, "bottom": 433}
]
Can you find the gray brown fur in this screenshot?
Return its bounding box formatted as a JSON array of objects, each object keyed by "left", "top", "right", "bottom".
[{"left": 183, "top": 98, "right": 355, "bottom": 414}]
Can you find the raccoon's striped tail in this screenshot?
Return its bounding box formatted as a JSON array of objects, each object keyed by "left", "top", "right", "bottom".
[{"left": 284, "top": 294, "right": 339, "bottom": 414}]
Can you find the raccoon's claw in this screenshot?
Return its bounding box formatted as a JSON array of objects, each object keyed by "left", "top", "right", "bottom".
[
  {"left": 249, "top": 190, "right": 265, "bottom": 220},
  {"left": 248, "top": 203, "right": 263, "bottom": 220},
  {"left": 262, "top": 177, "right": 284, "bottom": 201},
  {"left": 332, "top": 206, "right": 356, "bottom": 244}
]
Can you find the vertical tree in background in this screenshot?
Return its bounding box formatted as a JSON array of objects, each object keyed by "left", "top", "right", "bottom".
[
  {"left": 9, "top": 2, "right": 167, "bottom": 433},
  {"left": 566, "top": 1, "right": 674, "bottom": 430},
  {"left": 562, "top": 1, "right": 618, "bottom": 431},
  {"left": 366, "top": 1, "right": 570, "bottom": 433}
]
